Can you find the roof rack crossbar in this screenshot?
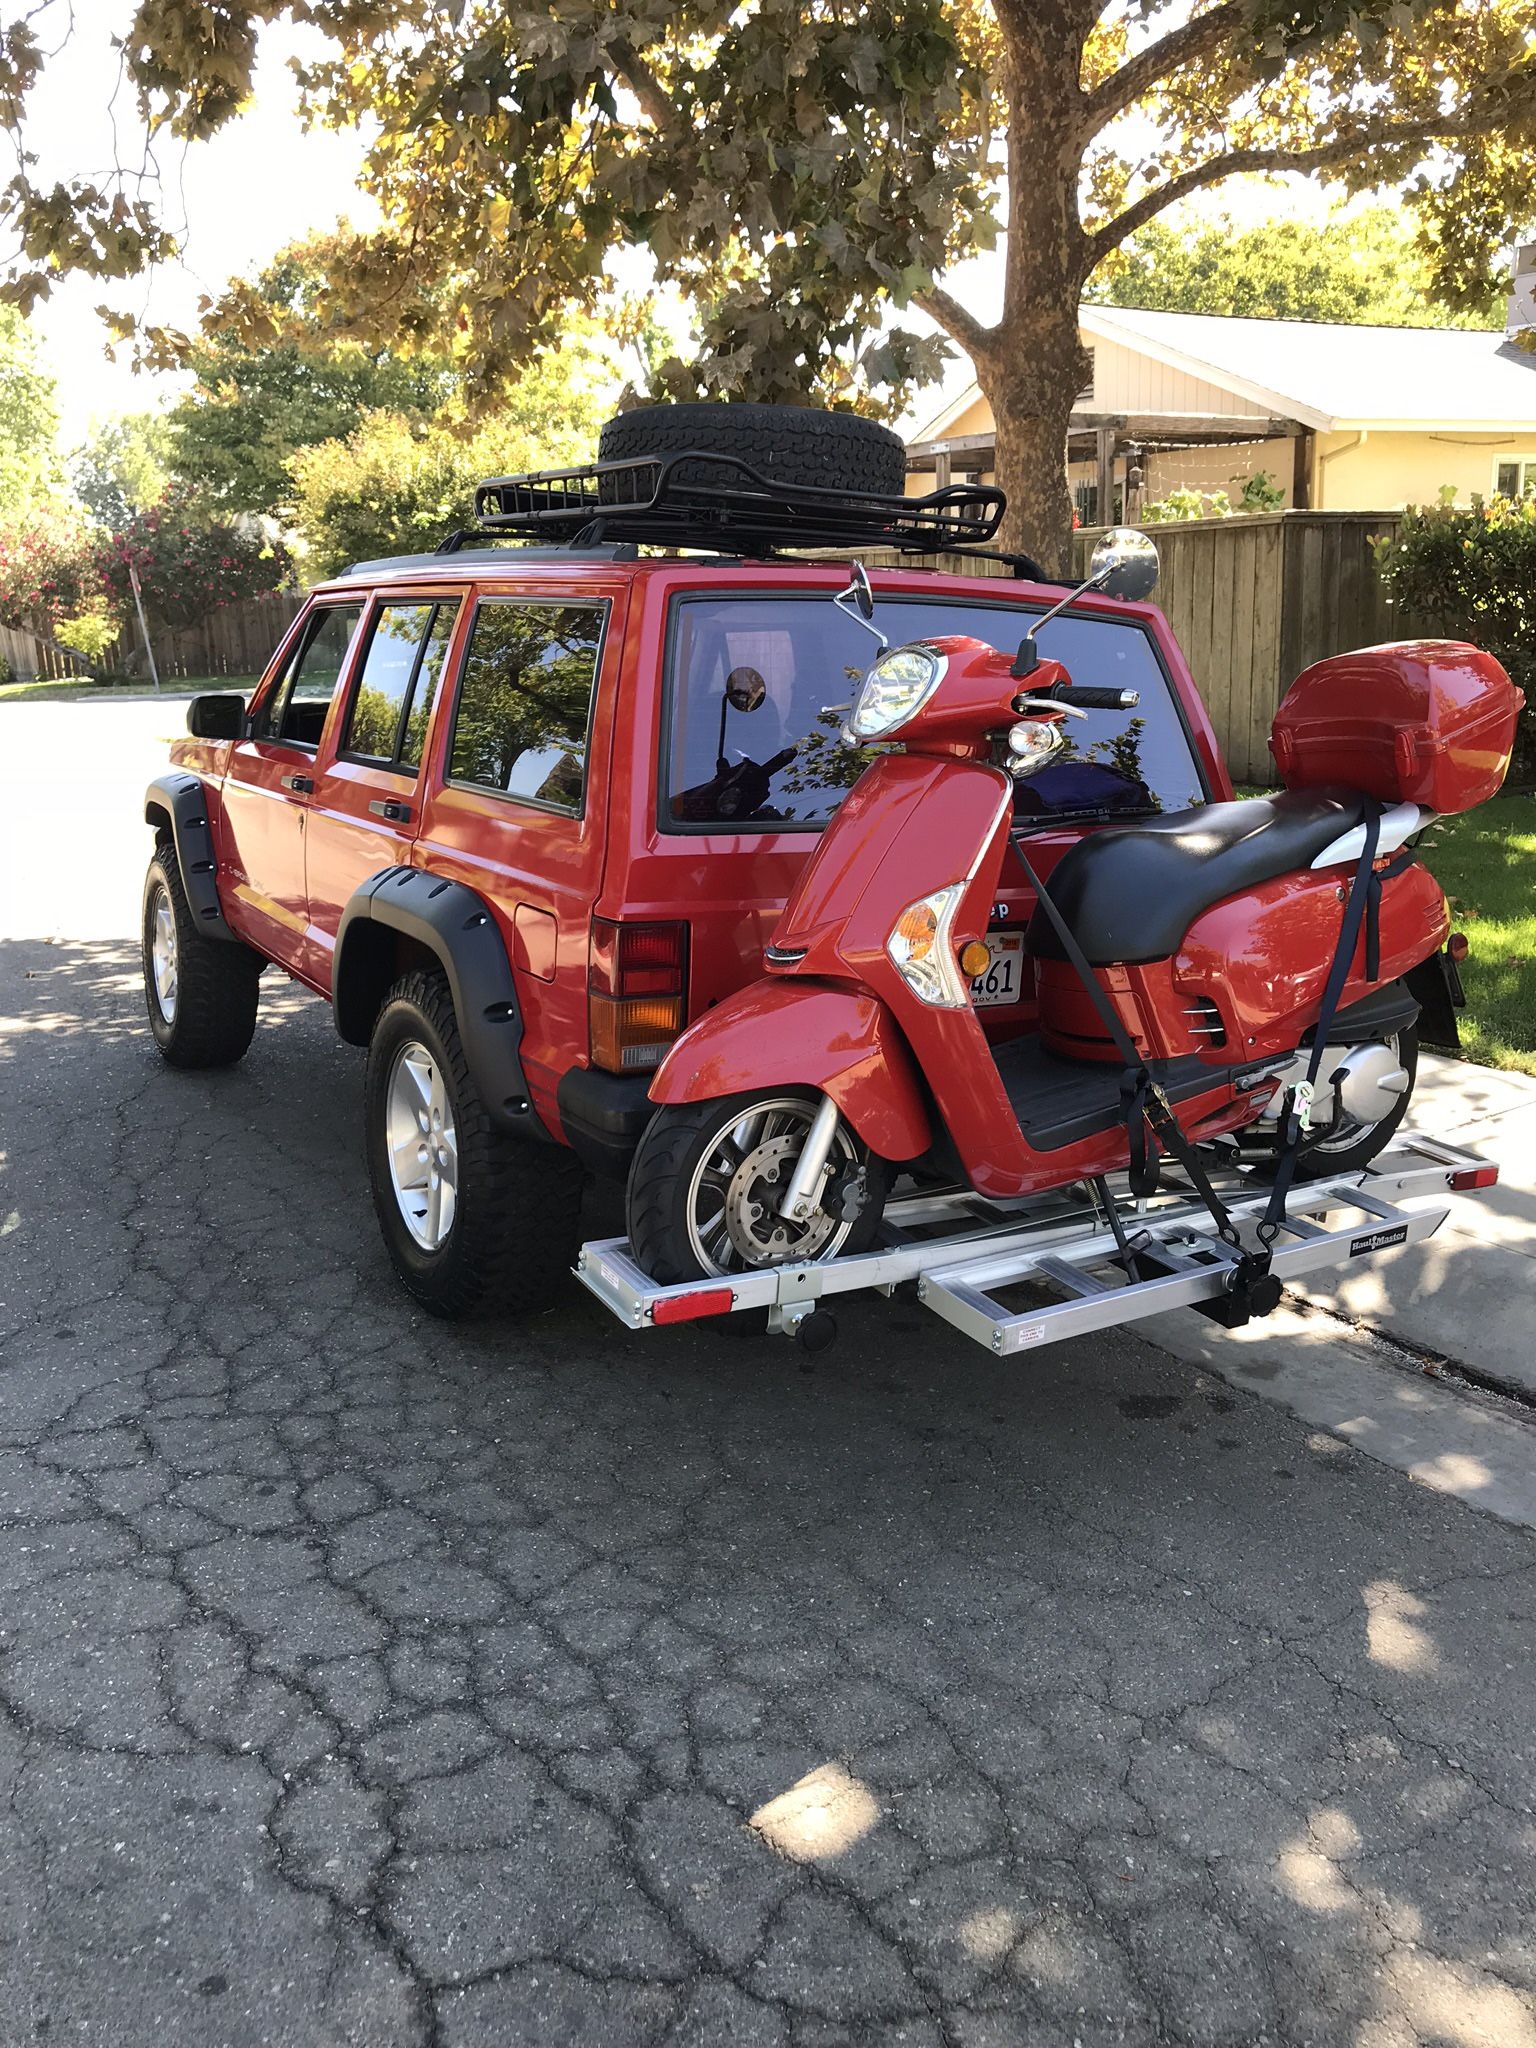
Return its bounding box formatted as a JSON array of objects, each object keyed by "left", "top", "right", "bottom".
[{"left": 469, "top": 448, "right": 1005, "bottom": 557}]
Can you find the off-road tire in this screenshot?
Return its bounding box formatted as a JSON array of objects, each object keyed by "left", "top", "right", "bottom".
[
  {"left": 364, "top": 968, "right": 584, "bottom": 1319},
  {"left": 598, "top": 403, "right": 907, "bottom": 499},
  {"left": 142, "top": 841, "right": 262, "bottom": 1068},
  {"left": 627, "top": 1089, "right": 890, "bottom": 1288}
]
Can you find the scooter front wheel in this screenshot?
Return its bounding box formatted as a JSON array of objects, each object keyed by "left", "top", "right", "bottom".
[{"left": 627, "top": 1089, "right": 890, "bottom": 1285}]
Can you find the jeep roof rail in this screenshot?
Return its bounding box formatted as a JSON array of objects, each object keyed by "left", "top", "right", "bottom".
[
  {"left": 467, "top": 450, "right": 1006, "bottom": 558},
  {"left": 337, "top": 542, "right": 641, "bottom": 578}
]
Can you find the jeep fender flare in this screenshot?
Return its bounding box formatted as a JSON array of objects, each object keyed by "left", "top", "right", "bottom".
[
  {"left": 144, "top": 773, "right": 239, "bottom": 941},
  {"left": 333, "top": 868, "right": 551, "bottom": 1141}
]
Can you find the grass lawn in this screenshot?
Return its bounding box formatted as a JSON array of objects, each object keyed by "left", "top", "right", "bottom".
[
  {"left": 1430, "top": 794, "right": 1536, "bottom": 1077},
  {"left": 0, "top": 674, "right": 255, "bottom": 703}
]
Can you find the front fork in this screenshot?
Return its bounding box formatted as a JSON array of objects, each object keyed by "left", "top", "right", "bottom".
[{"left": 777, "top": 1090, "right": 842, "bottom": 1222}]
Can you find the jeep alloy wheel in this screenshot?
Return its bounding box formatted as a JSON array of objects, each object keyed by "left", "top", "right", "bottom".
[{"left": 385, "top": 1039, "right": 459, "bottom": 1250}]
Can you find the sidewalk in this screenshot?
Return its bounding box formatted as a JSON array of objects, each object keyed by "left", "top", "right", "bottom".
[{"left": 1291, "top": 1053, "right": 1536, "bottom": 1396}]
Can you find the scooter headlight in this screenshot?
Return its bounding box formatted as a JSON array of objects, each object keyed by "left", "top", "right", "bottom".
[
  {"left": 887, "top": 883, "right": 969, "bottom": 1008},
  {"left": 1005, "top": 718, "right": 1065, "bottom": 776},
  {"left": 848, "top": 643, "right": 947, "bottom": 741}
]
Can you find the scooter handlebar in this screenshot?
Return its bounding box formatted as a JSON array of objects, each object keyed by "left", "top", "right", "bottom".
[{"left": 1019, "top": 684, "right": 1140, "bottom": 712}]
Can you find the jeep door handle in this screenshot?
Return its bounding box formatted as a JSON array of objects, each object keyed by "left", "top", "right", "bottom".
[
  {"left": 280, "top": 772, "right": 315, "bottom": 793},
  {"left": 368, "top": 798, "right": 412, "bottom": 823}
]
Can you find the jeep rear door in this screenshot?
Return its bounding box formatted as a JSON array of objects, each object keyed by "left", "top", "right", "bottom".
[
  {"left": 303, "top": 591, "right": 466, "bottom": 978},
  {"left": 414, "top": 577, "right": 623, "bottom": 1136}
]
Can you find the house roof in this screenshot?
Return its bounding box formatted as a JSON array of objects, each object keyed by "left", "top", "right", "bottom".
[
  {"left": 907, "top": 302, "right": 1536, "bottom": 442},
  {"left": 1082, "top": 305, "right": 1536, "bottom": 433}
]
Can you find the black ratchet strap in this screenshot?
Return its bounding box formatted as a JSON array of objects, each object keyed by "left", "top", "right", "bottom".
[
  {"left": 1017, "top": 804, "right": 1385, "bottom": 1320},
  {"left": 1253, "top": 798, "right": 1384, "bottom": 1255},
  {"left": 1013, "top": 848, "right": 1249, "bottom": 1258}
]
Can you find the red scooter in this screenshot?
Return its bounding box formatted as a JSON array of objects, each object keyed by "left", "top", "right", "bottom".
[{"left": 626, "top": 532, "right": 1521, "bottom": 1291}]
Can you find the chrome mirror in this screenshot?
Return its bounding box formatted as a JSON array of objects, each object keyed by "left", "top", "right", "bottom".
[
  {"left": 833, "top": 562, "right": 887, "bottom": 650},
  {"left": 1088, "top": 526, "right": 1159, "bottom": 602}
]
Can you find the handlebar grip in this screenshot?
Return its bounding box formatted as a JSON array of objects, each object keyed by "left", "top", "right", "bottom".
[
  {"left": 1054, "top": 686, "right": 1140, "bottom": 710},
  {"left": 764, "top": 745, "right": 798, "bottom": 774}
]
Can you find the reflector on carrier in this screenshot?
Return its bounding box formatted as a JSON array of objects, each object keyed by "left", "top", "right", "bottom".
[{"left": 1270, "top": 640, "right": 1523, "bottom": 814}]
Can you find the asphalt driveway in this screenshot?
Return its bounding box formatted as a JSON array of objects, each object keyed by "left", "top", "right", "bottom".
[{"left": 0, "top": 701, "right": 1533, "bottom": 2047}]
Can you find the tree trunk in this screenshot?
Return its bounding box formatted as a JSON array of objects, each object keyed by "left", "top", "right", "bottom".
[
  {"left": 981, "top": 10, "right": 1095, "bottom": 576},
  {"left": 981, "top": 350, "right": 1085, "bottom": 577}
]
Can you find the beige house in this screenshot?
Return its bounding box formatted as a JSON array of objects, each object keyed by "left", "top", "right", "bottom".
[{"left": 906, "top": 304, "right": 1536, "bottom": 523}]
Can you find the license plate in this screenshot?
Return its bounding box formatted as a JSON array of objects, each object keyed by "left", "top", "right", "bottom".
[{"left": 970, "top": 931, "right": 1024, "bottom": 1008}]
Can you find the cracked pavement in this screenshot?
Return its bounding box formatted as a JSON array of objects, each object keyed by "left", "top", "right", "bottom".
[{"left": 0, "top": 703, "right": 1533, "bottom": 2046}]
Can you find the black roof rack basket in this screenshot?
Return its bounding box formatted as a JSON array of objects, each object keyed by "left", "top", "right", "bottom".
[{"left": 468, "top": 449, "right": 1004, "bottom": 557}]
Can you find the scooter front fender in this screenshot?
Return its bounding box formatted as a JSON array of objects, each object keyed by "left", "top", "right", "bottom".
[{"left": 651, "top": 980, "right": 931, "bottom": 1162}]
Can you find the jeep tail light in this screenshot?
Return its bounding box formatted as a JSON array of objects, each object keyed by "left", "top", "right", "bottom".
[{"left": 589, "top": 918, "right": 688, "bottom": 1072}]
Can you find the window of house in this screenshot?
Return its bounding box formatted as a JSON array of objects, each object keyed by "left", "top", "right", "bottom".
[
  {"left": 257, "top": 604, "right": 365, "bottom": 747},
  {"left": 339, "top": 600, "right": 460, "bottom": 768},
  {"left": 446, "top": 600, "right": 606, "bottom": 813},
  {"left": 1494, "top": 458, "right": 1536, "bottom": 498}
]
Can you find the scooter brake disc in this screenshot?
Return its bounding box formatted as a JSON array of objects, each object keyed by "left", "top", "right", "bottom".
[{"left": 724, "top": 1134, "right": 840, "bottom": 1266}]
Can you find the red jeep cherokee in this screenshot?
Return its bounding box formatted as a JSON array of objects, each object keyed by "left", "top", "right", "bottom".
[{"left": 142, "top": 406, "right": 1228, "bottom": 1316}]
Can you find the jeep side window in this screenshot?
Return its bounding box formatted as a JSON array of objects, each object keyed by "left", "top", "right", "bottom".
[
  {"left": 339, "top": 600, "right": 460, "bottom": 769},
  {"left": 257, "top": 604, "right": 364, "bottom": 748},
  {"left": 447, "top": 600, "right": 605, "bottom": 814}
]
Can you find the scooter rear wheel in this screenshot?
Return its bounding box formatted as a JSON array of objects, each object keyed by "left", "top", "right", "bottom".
[
  {"left": 627, "top": 1089, "right": 890, "bottom": 1286},
  {"left": 1264, "top": 1025, "right": 1420, "bottom": 1182}
]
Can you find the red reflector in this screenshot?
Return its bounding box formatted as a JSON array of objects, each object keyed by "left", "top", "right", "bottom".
[
  {"left": 1449, "top": 1165, "right": 1499, "bottom": 1191},
  {"left": 1447, "top": 932, "right": 1470, "bottom": 963},
  {"left": 652, "top": 1287, "right": 735, "bottom": 1325}
]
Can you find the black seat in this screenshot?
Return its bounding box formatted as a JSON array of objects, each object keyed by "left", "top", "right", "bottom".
[{"left": 1028, "top": 787, "right": 1369, "bottom": 966}]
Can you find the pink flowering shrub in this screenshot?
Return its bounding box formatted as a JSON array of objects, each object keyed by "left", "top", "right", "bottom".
[{"left": 95, "top": 488, "right": 291, "bottom": 634}]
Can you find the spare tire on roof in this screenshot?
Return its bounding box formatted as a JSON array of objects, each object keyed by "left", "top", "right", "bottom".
[{"left": 597, "top": 402, "right": 907, "bottom": 499}]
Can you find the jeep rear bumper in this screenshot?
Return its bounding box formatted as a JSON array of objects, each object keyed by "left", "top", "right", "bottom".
[{"left": 557, "top": 1067, "right": 657, "bottom": 1181}]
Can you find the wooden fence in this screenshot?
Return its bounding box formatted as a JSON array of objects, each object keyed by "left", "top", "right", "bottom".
[
  {"left": 1075, "top": 512, "right": 1405, "bottom": 783},
  {"left": 1, "top": 590, "right": 306, "bottom": 687},
  {"left": 0, "top": 618, "right": 98, "bottom": 683},
  {"left": 150, "top": 590, "right": 306, "bottom": 679},
  {"left": 872, "top": 510, "right": 1407, "bottom": 785}
]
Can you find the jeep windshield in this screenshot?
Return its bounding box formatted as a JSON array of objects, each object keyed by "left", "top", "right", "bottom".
[{"left": 662, "top": 593, "right": 1209, "bottom": 831}]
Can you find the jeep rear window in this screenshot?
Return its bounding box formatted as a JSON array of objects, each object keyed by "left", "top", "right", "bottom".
[
  {"left": 662, "top": 595, "right": 1208, "bottom": 831},
  {"left": 447, "top": 599, "right": 605, "bottom": 814},
  {"left": 340, "top": 600, "right": 459, "bottom": 770}
]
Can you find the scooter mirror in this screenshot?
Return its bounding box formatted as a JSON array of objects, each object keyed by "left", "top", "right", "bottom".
[
  {"left": 725, "top": 666, "right": 767, "bottom": 713},
  {"left": 832, "top": 562, "right": 889, "bottom": 651},
  {"left": 1088, "top": 527, "right": 1159, "bottom": 603},
  {"left": 839, "top": 562, "right": 875, "bottom": 621}
]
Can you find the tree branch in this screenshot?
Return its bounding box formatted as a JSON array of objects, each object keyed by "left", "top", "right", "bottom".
[
  {"left": 1091, "top": 83, "right": 1535, "bottom": 255},
  {"left": 912, "top": 284, "right": 997, "bottom": 366},
  {"left": 1086, "top": 2, "right": 1245, "bottom": 133},
  {"left": 611, "top": 44, "right": 672, "bottom": 129}
]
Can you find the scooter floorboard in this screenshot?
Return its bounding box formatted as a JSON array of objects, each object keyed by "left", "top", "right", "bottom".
[{"left": 989, "top": 1037, "right": 1216, "bottom": 1151}]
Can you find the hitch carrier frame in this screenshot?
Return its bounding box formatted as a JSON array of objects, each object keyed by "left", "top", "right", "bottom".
[{"left": 575, "top": 1131, "right": 1496, "bottom": 1356}]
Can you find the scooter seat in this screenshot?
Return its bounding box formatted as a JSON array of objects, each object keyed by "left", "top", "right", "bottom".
[{"left": 1028, "top": 787, "right": 1370, "bottom": 967}]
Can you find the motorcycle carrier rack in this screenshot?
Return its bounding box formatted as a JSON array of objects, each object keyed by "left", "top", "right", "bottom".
[{"left": 575, "top": 1131, "right": 1496, "bottom": 1356}]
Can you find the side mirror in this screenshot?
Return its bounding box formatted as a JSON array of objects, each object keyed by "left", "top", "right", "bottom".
[
  {"left": 187, "top": 693, "right": 246, "bottom": 739},
  {"left": 832, "top": 561, "right": 887, "bottom": 650},
  {"left": 724, "top": 666, "right": 766, "bottom": 713},
  {"left": 1088, "top": 527, "right": 1159, "bottom": 603}
]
